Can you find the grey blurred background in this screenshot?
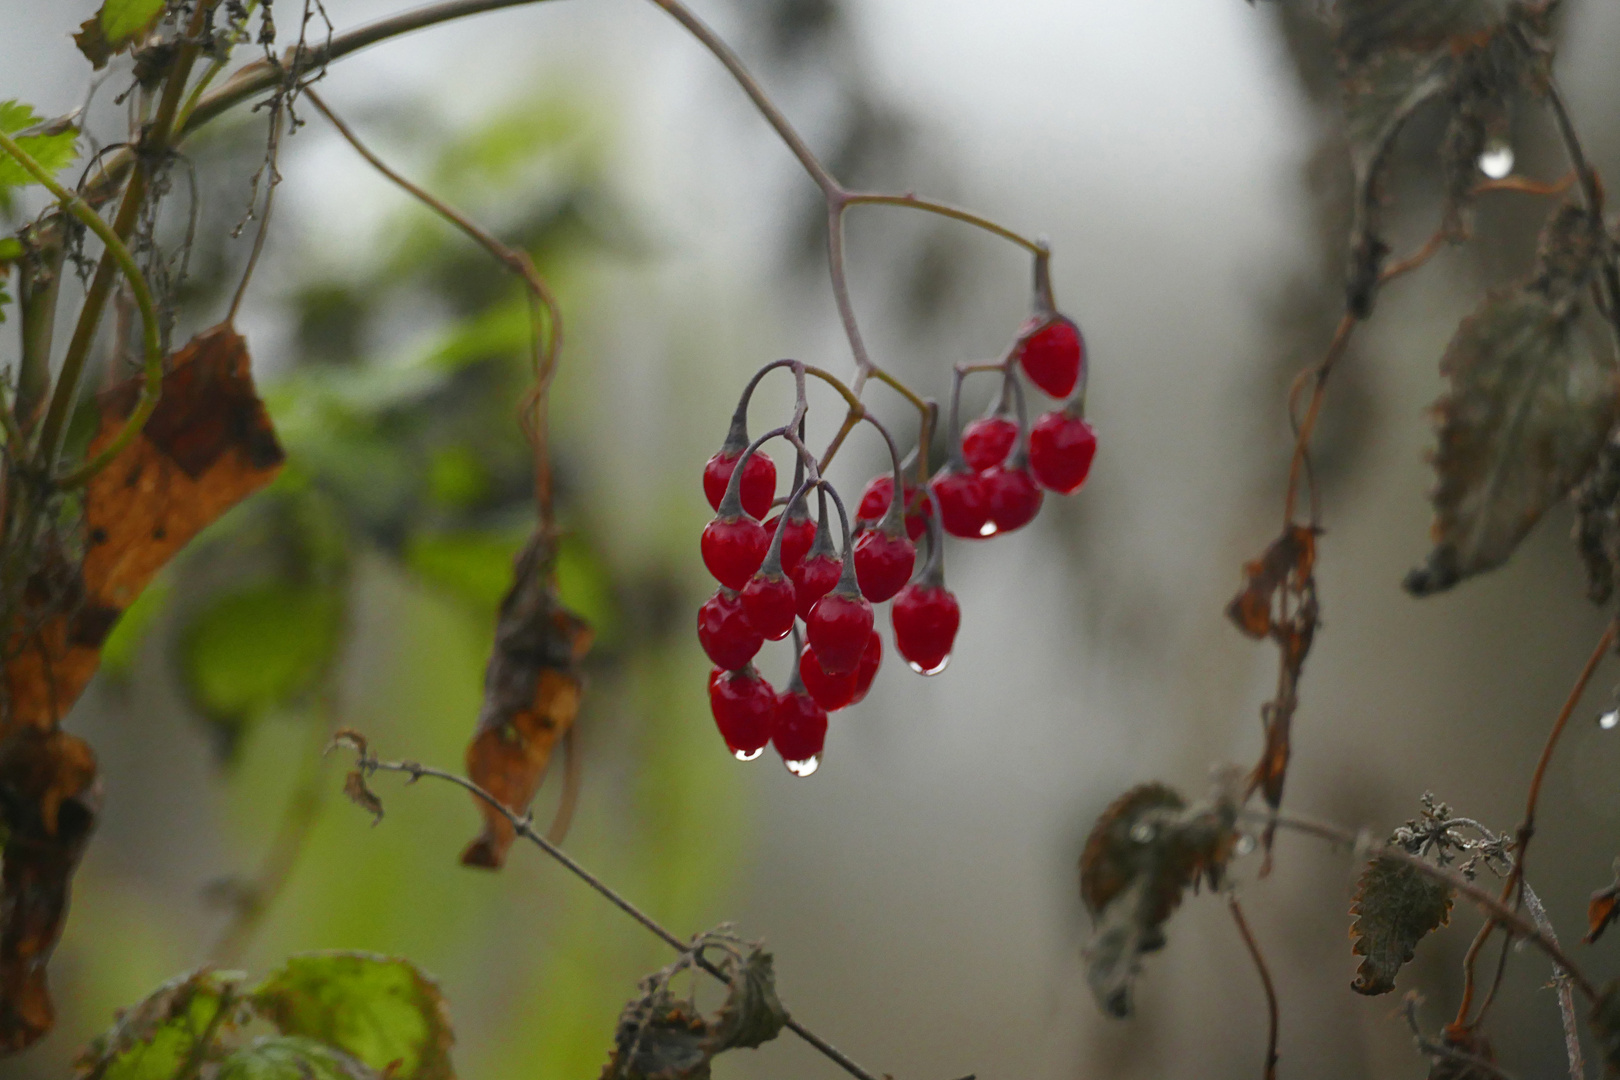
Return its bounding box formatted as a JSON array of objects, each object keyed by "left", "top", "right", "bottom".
[{"left": 5, "top": 1, "right": 1620, "bottom": 1077}]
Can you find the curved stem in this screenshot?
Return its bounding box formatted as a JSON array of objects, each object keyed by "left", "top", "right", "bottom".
[
  {"left": 0, "top": 130, "right": 163, "bottom": 486},
  {"left": 840, "top": 191, "right": 1042, "bottom": 254},
  {"left": 1228, "top": 897, "right": 1279, "bottom": 1080}
]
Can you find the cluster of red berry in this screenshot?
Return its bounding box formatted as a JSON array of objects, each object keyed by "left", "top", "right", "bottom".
[{"left": 698, "top": 285, "right": 1097, "bottom": 775}]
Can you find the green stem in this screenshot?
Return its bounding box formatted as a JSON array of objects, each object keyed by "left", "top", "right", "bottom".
[{"left": 0, "top": 129, "right": 162, "bottom": 486}]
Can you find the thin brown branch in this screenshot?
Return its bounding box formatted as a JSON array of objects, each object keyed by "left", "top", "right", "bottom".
[
  {"left": 1228, "top": 897, "right": 1279, "bottom": 1080},
  {"left": 1282, "top": 312, "right": 1356, "bottom": 526},
  {"left": 338, "top": 742, "right": 889, "bottom": 1080}
]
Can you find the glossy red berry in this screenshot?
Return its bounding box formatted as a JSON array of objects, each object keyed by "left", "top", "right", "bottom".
[
  {"left": 1017, "top": 316, "right": 1084, "bottom": 398},
  {"left": 854, "top": 475, "right": 930, "bottom": 540},
  {"left": 852, "top": 529, "right": 915, "bottom": 602},
  {"left": 703, "top": 448, "right": 776, "bottom": 521},
  {"left": 773, "top": 688, "right": 829, "bottom": 774},
  {"left": 709, "top": 666, "right": 775, "bottom": 758},
  {"left": 891, "top": 583, "right": 961, "bottom": 675},
  {"left": 792, "top": 551, "right": 842, "bottom": 619},
  {"left": 930, "top": 467, "right": 991, "bottom": 539},
  {"left": 799, "top": 643, "right": 857, "bottom": 711},
  {"left": 807, "top": 588, "right": 875, "bottom": 675},
  {"left": 763, "top": 513, "right": 817, "bottom": 576},
  {"left": 961, "top": 415, "right": 1019, "bottom": 471},
  {"left": 740, "top": 571, "right": 796, "bottom": 641},
  {"left": 1028, "top": 411, "right": 1098, "bottom": 494},
  {"left": 848, "top": 631, "right": 882, "bottom": 705},
  {"left": 982, "top": 463, "right": 1043, "bottom": 533},
  {"left": 697, "top": 588, "right": 763, "bottom": 670},
  {"left": 702, "top": 515, "right": 768, "bottom": 590}
]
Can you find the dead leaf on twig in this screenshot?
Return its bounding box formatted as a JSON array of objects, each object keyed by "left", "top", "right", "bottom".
[
  {"left": 460, "top": 529, "right": 591, "bottom": 869},
  {"left": 1586, "top": 860, "right": 1620, "bottom": 945},
  {"left": 343, "top": 772, "right": 384, "bottom": 826},
  {"left": 1350, "top": 851, "right": 1453, "bottom": 995}
]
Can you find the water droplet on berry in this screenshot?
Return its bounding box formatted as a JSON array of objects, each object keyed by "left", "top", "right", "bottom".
[
  {"left": 1129, "top": 822, "right": 1155, "bottom": 843},
  {"left": 1600, "top": 709, "right": 1619, "bottom": 731},
  {"left": 1234, "top": 834, "right": 1256, "bottom": 856},
  {"left": 978, "top": 521, "right": 998, "bottom": 538},
  {"left": 1478, "top": 143, "right": 1514, "bottom": 180},
  {"left": 784, "top": 755, "right": 820, "bottom": 777},
  {"left": 904, "top": 654, "right": 949, "bottom": 676},
  {"left": 733, "top": 747, "right": 764, "bottom": 761}
]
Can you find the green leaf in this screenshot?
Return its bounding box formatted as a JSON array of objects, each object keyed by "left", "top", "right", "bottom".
[
  {"left": 1349, "top": 853, "right": 1453, "bottom": 995},
  {"left": 250, "top": 953, "right": 455, "bottom": 1080},
  {"left": 0, "top": 238, "right": 22, "bottom": 264},
  {"left": 74, "top": 969, "right": 238, "bottom": 1080},
  {"left": 75, "top": 0, "right": 167, "bottom": 68},
  {"left": 179, "top": 584, "right": 342, "bottom": 727},
  {"left": 1406, "top": 205, "right": 1616, "bottom": 595},
  {"left": 0, "top": 101, "right": 80, "bottom": 196},
  {"left": 217, "top": 1036, "right": 380, "bottom": 1080}
]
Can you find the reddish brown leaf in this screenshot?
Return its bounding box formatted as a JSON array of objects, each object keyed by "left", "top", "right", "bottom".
[
  {"left": 1226, "top": 525, "right": 1316, "bottom": 640},
  {"left": 1586, "top": 861, "right": 1620, "bottom": 945},
  {"left": 0, "top": 728, "right": 99, "bottom": 1051},
  {"left": 344, "top": 772, "right": 385, "bottom": 826},
  {"left": 3, "top": 323, "right": 284, "bottom": 736},
  {"left": 460, "top": 531, "right": 592, "bottom": 869}
]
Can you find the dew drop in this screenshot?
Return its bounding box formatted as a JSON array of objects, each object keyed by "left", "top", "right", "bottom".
[
  {"left": 732, "top": 747, "right": 764, "bottom": 761},
  {"left": 1478, "top": 143, "right": 1514, "bottom": 180},
  {"left": 1129, "top": 821, "right": 1155, "bottom": 843},
  {"left": 1234, "top": 834, "right": 1256, "bottom": 857},
  {"left": 904, "top": 654, "right": 950, "bottom": 676},
  {"left": 785, "top": 755, "right": 820, "bottom": 777},
  {"left": 978, "top": 521, "right": 999, "bottom": 538},
  {"left": 1600, "top": 709, "right": 1619, "bottom": 731}
]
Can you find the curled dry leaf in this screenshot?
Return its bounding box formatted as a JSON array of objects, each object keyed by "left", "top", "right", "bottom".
[
  {"left": 1078, "top": 778, "right": 1238, "bottom": 1018},
  {"left": 73, "top": 0, "right": 168, "bottom": 69},
  {"left": 601, "top": 930, "right": 786, "bottom": 1080},
  {"left": 1586, "top": 859, "right": 1620, "bottom": 945},
  {"left": 343, "top": 772, "right": 385, "bottom": 827},
  {"left": 461, "top": 530, "right": 592, "bottom": 869},
  {"left": 0, "top": 323, "right": 280, "bottom": 1053},
  {"left": 1406, "top": 206, "right": 1615, "bottom": 596},
  {"left": 1349, "top": 852, "right": 1453, "bottom": 995},
  {"left": 0, "top": 728, "right": 100, "bottom": 1052}
]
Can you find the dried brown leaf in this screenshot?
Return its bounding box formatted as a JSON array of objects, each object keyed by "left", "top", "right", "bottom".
[
  {"left": 1350, "top": 853, "right": 1453, "bottom": 995},
  {"left": 344, "top": 772, "right": 384, "bottom": 827},
  {"left": 0, "top": 729, "right": 100, "bottom": 1051},
  {"left": 1226, "top": 525, "right": 1316, "bottom": 640},
  {"left": 1405, "top": 269, "right": 1615, "bottom": 595},
  {"left": 460, "top": 530, "right": 592, "bottom": 869},
  {"left": 1078, "top": 779, "right": 1238, "bottom": 1017},
  {"left": 1586, "top": 860, "right": 1620, "bottom": 945}
]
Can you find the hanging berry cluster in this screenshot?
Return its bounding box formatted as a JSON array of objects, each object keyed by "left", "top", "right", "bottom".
[{"left": 698, "top": 250, "right": 1098, "bottom": 775}]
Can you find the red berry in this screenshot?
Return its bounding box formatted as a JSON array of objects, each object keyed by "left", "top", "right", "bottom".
[
  {"left": 702, "top": 515, "right": 768, "bottom": 590},
  {"left": 799, "top": 643, "right": 857, "bottom": 710},
  {"left": 773, "top": 688, "right": 829, "bottom": 774},
  {"left": 849, "top": 632, "right": 882, "bottom": 705},
  {"left": 709, "top": 666, "right": 776, "bottom": 758},
  {"left": 703, "top": 448, "right": 777, "bottom": 520},
  {"left": 807, "top": 589, "right": 874, "bottom": 675},
  {"left": 852, "top": 529, "right": 915, "bottom": 602},
  {"left": 763, "top": 513, "right": 817, "bottom": 576},
  {"left": 792, "top": 552, "right": 842, "bottom": 619},
  {"left": 982, "top": 464, "right": 1043, "bottom": 533},
  {"left": 854, "top": 475, "right": 930, "bottom": 540},
  {"left": 930, "top": 468, "right": 991, "bottom": 539},
  {"left": 1017, "top": 316, "right": 1084, "bottom": 398},
  {"left": 891, "top": 583, "right": 961, "bottom": 675},
  {"left": 740, "top": 571, "right": 796, "bottom": 641},
  {"left": 1028, "top": 411, "right": 1098, "bottom": 494},
  {"left": 961, "top": 415, "right": 1019, "bottom": 471},
  {"left": 697, "top": 588, "right": 763, "bottom": 670}
]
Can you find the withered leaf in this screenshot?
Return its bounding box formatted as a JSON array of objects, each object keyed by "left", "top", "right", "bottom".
[
  {"left": 3, "top": 323, "right": 284, "bottom": 736},
  {"left": 0, "top": 728, "right": 100, "bottom": 1052},
  {"left": 343, "top": 771, "right": 384, "bottom": 826},
  {"left": 1405, "top": 227, "right": 1615, "bottom": 595},
  {"left": 1078, "top": 780, "right": 1237, "bottom": 1018},
  {"left": 73, "top": 968, "right": 238, "bottom": 1079},
  {"left": 1226, "top": 525, "right": 1316, "bottom": 640},
  {"left": 461, "top": 530, "right": 591, "bottom": 869},
  {"left": 1350, "top": 852, "right": 1453, "bottom": 995},
  {"left": 601, "top": 932, "right": 785, "bottom": 1080},
  {"left": 74, "top": 0, "right": 167, "bottom": 70},
  {"left": 1586, "top": 860, "right": 1620, "bottom": 945}
]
